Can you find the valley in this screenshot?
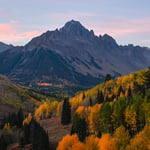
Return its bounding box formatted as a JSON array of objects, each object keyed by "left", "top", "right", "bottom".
[{"left": 0, "top": 68, "right": 150, "bottom": 149}]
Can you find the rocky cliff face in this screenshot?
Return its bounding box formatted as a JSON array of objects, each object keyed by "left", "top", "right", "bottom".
[{"left": 0, "top": 20, "right": 150, "bottom": 93}]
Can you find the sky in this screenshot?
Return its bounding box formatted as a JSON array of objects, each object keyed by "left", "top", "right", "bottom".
[{"left": 0, "top": 0, "right": 150, "bottom": 47}]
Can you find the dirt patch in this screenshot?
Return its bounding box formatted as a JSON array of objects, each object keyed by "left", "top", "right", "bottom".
[{"left": 39, "top": 117, "right": 71, "bottom": 148}]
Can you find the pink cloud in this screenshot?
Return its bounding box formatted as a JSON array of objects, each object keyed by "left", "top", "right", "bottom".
[
  {"left": 88, "top": 18, "right": 150, "bottom": 38},
  {"left": 0, "top": 23, "right": 15, "bottom": 34},
  {"left": 0, "top": 22, "right": 43, "bottom": 45},
  {"left": 19, "top": 31, "right": 43, "bottom": 39}
]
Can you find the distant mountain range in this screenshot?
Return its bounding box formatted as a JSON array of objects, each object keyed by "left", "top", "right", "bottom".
[{"left": 0, "top": 20, "right": 150, "bottom": 94}]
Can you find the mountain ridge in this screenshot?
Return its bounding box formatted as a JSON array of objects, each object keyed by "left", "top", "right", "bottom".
[
  {"left": 0, "top": 20, "right": 150, "bottom": 94},
  {"left": 0, "top": 42, "right": 13, "bottom": 52}
]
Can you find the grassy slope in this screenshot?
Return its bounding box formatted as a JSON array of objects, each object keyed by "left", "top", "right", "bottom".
[{"left": 0, "top": 75, "right": 55, "bottom": 118}]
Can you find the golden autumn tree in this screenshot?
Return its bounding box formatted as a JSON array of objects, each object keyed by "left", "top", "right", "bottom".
[
  {"left": 99, "top": 134, "right": 117, "bottom": 150},
  {"left": 125, "top": 105, "right": 137, "bottom": 136},
  {"left": 23, "top": 113, "right": 32, "bottom": 125},
  {"left": 57, "top": 134, "right": 85, "bottom": 150},
  {"left": 85, "top": 135, "right": 99, "bottom": 150},
  {"left": 89, "top": 104, "right": 101, "bottom": 136},
  {"left": 76, "top": 106, "right": 89, "bottom": 121},
  {"left": 113, "top": 125, "right": 130, "bottom": 150},
  {"left": 69, "top": 93, "right": 84, "bottom": 109},
  {"left": 35, "top": 101, "right": 58, "bottom": 119},
  {"left": 71, "top": 142, "right": 85, "bottom": 150},
  {"left": 126, "top": 125, "right": 150, "bottom": 150}
]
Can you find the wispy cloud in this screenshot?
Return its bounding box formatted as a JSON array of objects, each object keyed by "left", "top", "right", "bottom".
[
  {"left": 0, "top": 21, "right": 43, "bottom": 45},
  {"left": 83, "top": 17, "right": 150, "bottom": 36}
]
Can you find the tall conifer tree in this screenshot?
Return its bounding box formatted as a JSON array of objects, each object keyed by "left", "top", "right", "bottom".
[{"left": 61, "top": 97, "right": 71, "bottom": 125}]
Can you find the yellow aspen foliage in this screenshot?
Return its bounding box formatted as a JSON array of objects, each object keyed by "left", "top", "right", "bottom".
[
  {"left": 85, "top": 135, "right": 99, "bottom": 150},
  {"left": 113, "top": 125, "right": 130, "bottom": 150},
  {"left": 35, "top": 101, "right": 58, "bottom": 119},
  {"left": 144, "top": 103, "right": 150, "bottom": 125},
  {"left": 105, "top": 80, "right": 114, "bottom": 88},
  {"left": 113, "top": 98, "right": 117, "bottom": 102},
  {"left": 108, "top": 94, "right": 112, "bottom": 99},
  {"left": 116, "top": 74, "right": 135, "bottom": 89},
  {"left": 35, "top": 102, "right": 47, "bottom": 119},
  {"left": 57, "top": 101, "right": 62, "bottom": 117},
  {"left": 23, "top": 113, "right": 32, "bottom": 125},
  {"left": 125, "top": 89, "right": 128, "bottom": 98},
  {"left": 125, "top": 106, "right": 137, "bottom": 130},
  {"left": 116, "top": 77, "right": 122, "bottom": 86},
  {"left": 130, "top": 82, "right": 134, "bottom": 90},
  {"left": 4, "top": 122, "right": 10, "bottom": 130},
  {"left": 57, "top": 134, "right": 84, "bottom": 150},
  {"left": 71, "top": 142, "right": 86, "bottom": 150},
  {"left": 119, "top": 92, "right": 124, "bottom": 98},
  {"left": 99, "top": 134, "right": 117, "bottom": 150},
  {"left": 76, "top": 106, "right": 89, "bottom": 121},
  {"left": 70, "top": 93, "right": 84, "bottom": 109},
  {"left": 46, "top": 101, "right": 58, "bottom": 118},
  {"left": 128, "top": 74, "right": 135, "bottom": 83},
  {"left": 136, "top": 70, "right": 146, "bottom": 85},
  {"left": 89, "top": 104, "right": 101, "bottom": 135},
  {"left": 113, "top": 86, "right": 118, "bottom": 96},
  {"left": 126, "top": 125, "right": 150, "bottom": 150}
]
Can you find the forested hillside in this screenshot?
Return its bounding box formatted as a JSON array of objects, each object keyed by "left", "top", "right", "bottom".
[
  {"left": 0, "top": 75, "right": 60, "bottom": 149},
  {"left": 0, "top": 68, "right": 150, "bottom": 149},
  {"left": 57, "top": 68, "right": 150, "bottom": 150}
]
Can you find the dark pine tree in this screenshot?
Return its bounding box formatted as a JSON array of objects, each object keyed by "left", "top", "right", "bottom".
[
  {"left": 82, "top": 92, "right": 85, "bottom": 100},
  {"left": 105, "top": 74, "right": 112, "bottom": 82},
  {"left": 143, "top": 68, "right": 150, "bottom": 89},
  {"left": 20, "top": 122, "right": 31, "bottom": 146},
  {"left": 61, "top": 97, "right": 71, "bottom": 125},
  {"left": 30, "top": 119, "right": 50, "bottom": 150},
  {"left": 127, "top": 85, "right": 132, "bottom": 104},
  {"left": 117, "top": 85, "right": 123, "bottom": 98},
  {"left": 105, "top": 95, "right": 110, "bottom": 102},
  {"left": 20, "top": 119, "right": 50, "bottom": 150},
  {"left": 89, "top": 97, "right": 93, "bottom": 106},
  {"left": 96, "top": 90, "right": 104, "bottom": 104},
  {"left": 17, "top": 108, "right": 24, "bottom": 128},
  {"left": 0, "top": 135, "right": 7, "bottom": 150},
  {"left": 71, "top": 113, "right": 88, "bottom": 142},
  {"left": 100, "top": 102, "right": 112, "bottom": 133}
]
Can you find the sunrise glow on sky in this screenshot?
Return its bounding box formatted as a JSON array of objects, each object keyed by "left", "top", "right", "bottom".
[{"left": 0, "top": 0, "right": 150, "bottom": 47}]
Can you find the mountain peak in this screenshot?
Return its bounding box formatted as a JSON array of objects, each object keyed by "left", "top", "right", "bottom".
[
  {"left": 61, "top": 20, "right": 83, "bottom": 30},
  {"left": 66, "top": 19, "right": 81, "bottom": 25},
  {"left": 59, "top": 20, "right": 93, "bottom": 38}
]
